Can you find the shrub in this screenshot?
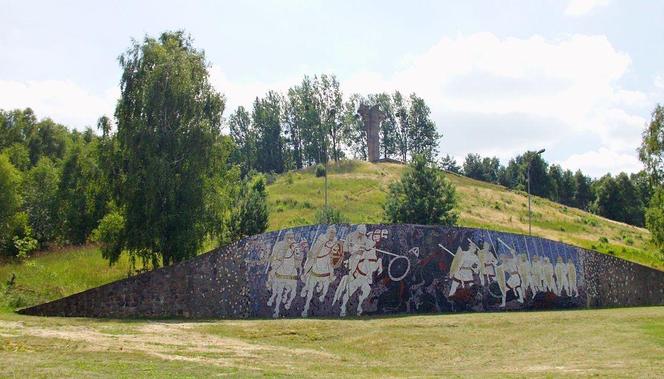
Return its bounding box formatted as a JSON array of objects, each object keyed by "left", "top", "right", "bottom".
[
  {"left": 315, "top": 206, "right": 348, "bottom": 224},
  {"left": 13, "top": 235, "right": 38, "bottom": 260},
  {"left": 91, "top": 211, "right": 126, "bottom": 264},
  {"left": 315, "top": 164, "right": 326, "bottom": 178}
]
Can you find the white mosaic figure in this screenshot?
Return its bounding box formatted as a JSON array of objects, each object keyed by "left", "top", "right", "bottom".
[
  {"left": 542, "top": 256, "right": 557, "bottom": 294},
  {"left": 477, "top": 241, "right": 497, "bottom": 286},
  {"left": 496, "top": 251, "right": 524, "bottom": 306},
  {"left": 567, "top": 258, "right": 579, "bottom": 297},
  {"left": 300, "top": 226, "right": 339, "bottom": 317},
  {"left": 266, "top": 231, "right": 303, "bottom": 318},
  {"left": 333, "top": 225, "right": 383, "bottom": 316},
  {"left": 518, "top": 253, "right": 534, "bottom": 294},
  {"left": 530, "top": 256, "right": 544, "bottom": 293},
  {"left": 555, "top": 256, "right": 571, "bottom": 296},
  {"left": 448, "top": 244, "right": 480, "bottom": 297}
]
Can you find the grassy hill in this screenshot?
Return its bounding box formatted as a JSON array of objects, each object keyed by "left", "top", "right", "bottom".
[{"left": 268, "top": 160, "right": 663, "bottom": 270}]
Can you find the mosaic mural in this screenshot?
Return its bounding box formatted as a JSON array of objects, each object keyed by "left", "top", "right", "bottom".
[
  {"left": 241, "top": 224, "right": 587, "bottom": 318},
  {"left": 19, "top": 224, "right": 664, "bottom": 319}
]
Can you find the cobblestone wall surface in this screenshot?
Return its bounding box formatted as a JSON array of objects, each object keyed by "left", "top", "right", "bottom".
[{"left": 19, "top": 224, "right": 664, "bottom": 318}]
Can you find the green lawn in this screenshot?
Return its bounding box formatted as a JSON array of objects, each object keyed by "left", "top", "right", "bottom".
[{"left": 1, "top": 307, "right": 662, "bottom": 377}]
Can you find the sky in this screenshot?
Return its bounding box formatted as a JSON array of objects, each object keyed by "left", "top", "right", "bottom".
[{"left": 1, "top": 0, "right": 663, "bottom": 177}]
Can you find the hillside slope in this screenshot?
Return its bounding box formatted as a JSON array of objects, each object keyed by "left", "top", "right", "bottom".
[{"left": 268, "top": 160, "right": 662, "bottom": 270}]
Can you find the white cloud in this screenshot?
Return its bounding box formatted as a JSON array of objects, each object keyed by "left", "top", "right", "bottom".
[
  {"left": 209, "top": 65, "right": 301, "bottom": 114},
  {"left": 339, "top": 32, "right": 648, "bottom": 175},
  {"left": 565, "top": 0, "right": 610, "bottom": 17},
  {"left": 655, "top": 73, "right": 664, "bottom": 89},
  {"left": 0, "top": 79, "right": 118, "bottom": 130},
  {"left": 560, "top": 148, "right": 641, "bottom": 177}
]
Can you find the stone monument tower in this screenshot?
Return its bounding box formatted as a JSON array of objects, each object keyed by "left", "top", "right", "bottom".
[{"left": 357, "top": 103, "right": 385, "bottom": 162}]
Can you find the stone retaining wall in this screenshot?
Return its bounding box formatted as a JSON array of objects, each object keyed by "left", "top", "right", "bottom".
[{"left": 19, "top": 224, "right": 664, "bottom": 318}]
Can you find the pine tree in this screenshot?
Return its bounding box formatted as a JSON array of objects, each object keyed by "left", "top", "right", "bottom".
[{"left": 384, "top": 155, "right": 457, "bottom": 225}]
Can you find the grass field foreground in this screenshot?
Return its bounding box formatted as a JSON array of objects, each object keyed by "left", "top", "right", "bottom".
[{"left": 0, "top": 307, "right": 662, "bottom": 377}]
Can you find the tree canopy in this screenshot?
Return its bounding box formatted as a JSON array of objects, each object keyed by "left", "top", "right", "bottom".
[
  {"left": 113, "top": 31, "right": 227, "bottom": 266},
  {"left": 384, "top": 155, "right": 458, "bottom": 225}
]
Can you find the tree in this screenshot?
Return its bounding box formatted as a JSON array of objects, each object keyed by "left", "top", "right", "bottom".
[
  {"left": 462, "top": 153, "right": 502, "bottom": 183},
  {"left": 374, "top": 93, "right": 398, "bottom": 160},
  {"left": 0, "top": 108, "right": 36, "bottom": 151},
  {"left": 593, "top": 175, "right": 625, "bottom": 222},
  {"left": 27, "top": 118, "right": 71, "bottom": 165},
  {"left": 228, "top": 174, "right": 269, "bottom": 242},
  {"left": 0, "top": 154, "right": 23, "bottom": 254},
  {"left": 462, "top": 153, "right": 484, "bottom": 180},
  {"left": 56, "top": 143, "right": 108, "bottom": 244},
  {"left": 548, "top": 165, "right": 575, "bottom": 206},
  {"left": 2, "top": 143, "right": 30, "bottom": 171},
  {"left": 253, "top": 91, "right": 285, "bottom": 173},
  {"left": 22, "top": 157, "right": 59, "bottom": 245},
  {"left": 314, "top": 74, "right": 344, "bottom": 162},
  {"left": 638, "top": 104, "right": 664, "bottom": 248},
  {"left": 393, "top": 91, "right": 410, "bottom": 163},
  {"left": 645, "top": 188, "right": 664, "bottom": 248},
  {"left": 573, "top": 170, "right": 593, "bottom": 210},
  {"left": 340, "top": 94, "right": 366, "bottom": 160},
  {"left": 638, "top": 104, "right": 664, "bottom": 185},
  {"left": 440, "top": 154, "right": 461, "bottom": 174},
  {"left": 384, "top": 155, "right": 457, "bottom": 225},
  {"left": 407, "top": 94, "right": 439, "bottom": 161},
  {"left": 114, "top": 31, "right": 226, "bottom": 266},
  {"left": 228, "top": 106, "right": 255, "bottom": 176}
]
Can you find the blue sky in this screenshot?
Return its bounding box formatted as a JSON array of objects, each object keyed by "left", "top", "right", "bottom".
[{"left": 1, "top": 0, "right": 663, "bottom": 177}]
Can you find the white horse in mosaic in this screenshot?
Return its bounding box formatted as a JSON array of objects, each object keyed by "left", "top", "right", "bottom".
[
  {"left": 266, "top": 232, "right": 302, "bottom": 318},
  {"left": 333, "top": 225, "right": 383, "bottom": 316},
  {"left": 300, "top": 226, "right": 339, "bottom": 317}
]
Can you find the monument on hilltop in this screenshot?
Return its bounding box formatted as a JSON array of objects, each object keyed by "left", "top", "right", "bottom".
[{"left": 357, "top": 103, "right": 385, "bottom": 163}]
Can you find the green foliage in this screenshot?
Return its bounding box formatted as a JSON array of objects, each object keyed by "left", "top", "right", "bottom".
[
  {"left": 114, "top": 31, "right": 226, "bottom": 265},
  {"left": 228, "top": 106, "right": 255, "bottom": 176},
  {"left": 0, "top": 154, "right": 23, "bottom": 255},
  {"left": 383, "top": 155, "right": 458, "bottom": 225},
  {"left": 13, "top": 234, "right": 38, "bottom": 260},
  {"left": 2, "top": 143, "right": 30, "bottom": 171},
  {"left": 253, "top": 91, "right": 285, "bottom": 173},
  {"left": 439, "top": 154, "right": 461, "bottom": 173},
  {"left": 56, "top": 143, "right": 108, "bottom": 244},
  {"left": 315, "top": 163, "right": 326, "bottom": 177},
  {"left": 573, "top": 170, "right": 593, "bottom": 210},
  {"left": 407, "top": 94, "right": 440, "bottom": 161},
  {"left": 22, "top": 157, "right": 59, "bottom": 245},
  {"left": 645, "top": 187, "right": 664, "bottom": 250},
  {"left": 463, "top": 153, "right": 502, "bottom": 184},
  {"left": 592, "top": 173, "right": 645, "bottom": 226},
  {"left": 91, "top": 210, "right": 126, "bottom": 265},
  {"left": 314, "top": 206, "right": 348, "bottom": 224},
  {"left": 638, "top": 104, "right": 664, "bottom": 184},
  {"left": 228, "top": 175, "right": 269, "bottom": 242}
]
